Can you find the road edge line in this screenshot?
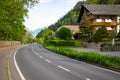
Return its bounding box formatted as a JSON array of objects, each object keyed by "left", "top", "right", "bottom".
[{"left": 14, "top": 51, "right": 26, "bottom": 80}]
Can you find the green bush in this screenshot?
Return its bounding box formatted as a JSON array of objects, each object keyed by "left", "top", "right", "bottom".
[
  {"left": 45, "top": 40, "right": 83, "bottom": 47},
  {"left": 101, "top": 42, "right": 112, "bottom": 47},
  {"left": 44, "top": 45, "right": 120, "bottom": 70},
  {"left": 94, "top": 27, "right": 108, "bottom": 42},
  {"left": 46, "top": 40, "right": 75, "bottom": 46},
  {"left": 56, "top": 27, "right": 72, "bottom": 40}
]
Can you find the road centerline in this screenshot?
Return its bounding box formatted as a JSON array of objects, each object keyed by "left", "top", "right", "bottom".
[
  {"left": 57, "top": 65, "right": 70, "bottom": 72},
  {"left": 39, "top": 55, "right": 43, "bottom": 58},
  {"left": 45, "top": 59, "right": 52, "bottom": 63},
  {"left": 86, "top": 78, "right": 91, "bottom": 80}
]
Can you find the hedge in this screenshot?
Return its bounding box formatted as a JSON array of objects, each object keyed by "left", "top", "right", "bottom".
[{"left": 45, "top": 40, "right": 83, "bottom": 47}]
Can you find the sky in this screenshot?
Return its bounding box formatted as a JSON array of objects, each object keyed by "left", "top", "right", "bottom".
[{"left": 24, "top": 0, "right": 83, "bottom": 31}]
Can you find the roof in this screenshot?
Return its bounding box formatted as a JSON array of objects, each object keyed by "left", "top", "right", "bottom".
[
  {"left": 83, "top": 4, "right": 120, "bottom": 15},
  {"left": 78, "top": 4, "right": 120, "bottom": 22},
  {"left": 63, "top": 25, "right": 79, "bottom": 31}
]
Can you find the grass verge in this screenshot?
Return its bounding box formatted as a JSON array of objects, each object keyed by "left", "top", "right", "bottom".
[{"left": 43, "top": 44, "right": 120, "bottom": 71}]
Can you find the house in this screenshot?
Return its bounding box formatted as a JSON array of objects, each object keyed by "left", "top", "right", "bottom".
[
  {"left": 57, "top": 25, "right": 80, "bottom": 39},
  {"left": 63, "top": 25, "right": 80, "bottom": 34},
  {"left": 78, "top": 4, "right": 120, "bottom": 33}
]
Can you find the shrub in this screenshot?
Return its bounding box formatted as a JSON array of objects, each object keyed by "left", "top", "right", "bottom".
[
  {"left": 56, "top": 27, "right": 72, "bottom": 40},
  {"left": 116, "top": 31, "right": 120, "bottom": 39},
  {"left": 46, "top": 40, "right": 75, "bottom": 46},
  {"left": 44, "top": 45, "right": 120, "bottom": 70},
  {"left": 46, "top": 40, "right": 83, "bottom": 47},
  {"left": 94, "top": 27, "right": 108, "bottom": 42}
]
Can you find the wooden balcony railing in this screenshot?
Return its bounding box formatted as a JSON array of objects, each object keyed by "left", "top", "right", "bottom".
[{"left": 92, "top": 22, "right": 117, "bottom": 26}]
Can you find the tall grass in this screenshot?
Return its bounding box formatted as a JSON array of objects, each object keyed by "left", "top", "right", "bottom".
[{"left": 44, "top": 45, "right": 120, "bottom": 70}]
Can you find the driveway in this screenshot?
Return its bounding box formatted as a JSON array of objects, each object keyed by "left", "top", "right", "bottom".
[{"left": 74, "top": 48, "right": 120, "bottom": 57}]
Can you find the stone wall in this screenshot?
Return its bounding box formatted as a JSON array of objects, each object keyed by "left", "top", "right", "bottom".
[
  {"left": 82, "top": 42, "right": 101, "bottom": 49},
  {"left": 0, "top": 41, "right": 21, "bottom": 47},
  {"left": 101, "top": 46, "right": 120, "bottom": 51}
]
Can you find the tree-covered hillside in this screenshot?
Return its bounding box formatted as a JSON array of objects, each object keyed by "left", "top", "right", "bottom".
[
  {"left": 86, "top": 0, "right": 120, "bottom": 4},
  {"left": 48, "top": 1, "right": 83, "bottom": 31}
]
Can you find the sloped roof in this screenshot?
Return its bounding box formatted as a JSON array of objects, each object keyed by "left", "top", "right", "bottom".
[
  {"left": 78, "top": 4, "right": 120, "bottom": 22},
  {"left": 83, "top": 4, "right": 120, "bottom": 15},
  {"left": 63, "top": 25, "right": 79, "bottom": 31}
]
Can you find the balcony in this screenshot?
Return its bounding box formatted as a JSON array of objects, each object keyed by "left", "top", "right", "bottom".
[{"left": 92, "top": 22, "right": 117, "bottom": 26}]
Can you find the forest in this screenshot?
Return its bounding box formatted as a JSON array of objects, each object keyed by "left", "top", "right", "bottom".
[{"left": 0, "top": 0, "right": 38, "bottom": 42}]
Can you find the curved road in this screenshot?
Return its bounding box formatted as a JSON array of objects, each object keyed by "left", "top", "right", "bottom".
[{"left": 15, "top": 44, "right": 120, "bottom": 80}]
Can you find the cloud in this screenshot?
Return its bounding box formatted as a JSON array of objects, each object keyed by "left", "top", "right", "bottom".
[{"left": 40, "top": 0, "right": 53, "bottom": 3}]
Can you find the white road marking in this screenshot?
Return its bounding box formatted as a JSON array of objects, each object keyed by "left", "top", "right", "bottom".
[
  {"left": 36, "top": 53, "right": 38, "bottom": 55},
  {"left": 86, "top": 78, "right": 91, "bottom": 80},
  {"left": 92, "top": 65, "right": 120, "bottom": 75},
  {"left": 39, "top": 55, "right": 43, "bottom": 58},
  {"left": 14, "top": 52, "right": 26, "bottom": 80},
  {"left": 57, "top": 65, "right": 70, "bottom": 72},
  {"left": 32, "top": 46, "right": 38, "bottom": 55},
  {"left": 45, "top": 59, "right": 52, "bottom": 63}
]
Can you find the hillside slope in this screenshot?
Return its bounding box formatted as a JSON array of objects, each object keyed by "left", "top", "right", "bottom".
[{"left": 48, "top": 1, "right": 83, "bottom": 31}]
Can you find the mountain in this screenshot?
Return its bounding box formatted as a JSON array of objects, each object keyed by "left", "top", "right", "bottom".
[
  {"left": 48, "top": 1, "right": 83, "bottom": 31},
  {"left": 32, "top": 28, "right": 42, "bottom": 37}
]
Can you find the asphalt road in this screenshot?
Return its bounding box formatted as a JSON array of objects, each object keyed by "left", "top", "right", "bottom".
[{"left": 15, "top": 44, "right": 120, "bottom": 80}]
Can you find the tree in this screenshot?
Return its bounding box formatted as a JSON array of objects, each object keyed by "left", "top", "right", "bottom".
[
  {"left": 56, "top": 27, "right": 72, "bottom": 40},
  {"left": 116, "top": 31, "right": 120, "bottom": 40},
  {"left": 48, "top": 2, "right": 83, "bottom": 31},
  {"left": 36, "top": 30, "right": 44, "bottom": 38},
  {"left": 94, "top": 27, "right": 108, "bottom": 42},
  {"left": 79, "top": 14, "right": 92, "bottom": 40},
  {"left": 38, "top": 28, "right": 53, "bottom": 42},
  {"left": 0, "top": 0, "right": 38, "bottom": 42},
  {"left": 87, "top": 0, "right": 98, "bottom": 4},
  {"left": 86, "top": 0, "right": 120, "bottom": 4}
]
